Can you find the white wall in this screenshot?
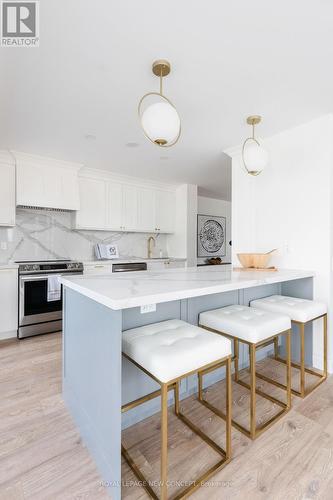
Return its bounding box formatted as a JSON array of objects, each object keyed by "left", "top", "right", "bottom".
[
  {"left": 166, "top": 184, "right": 198, "bottom": 266},
  {"left": 197, "top": 196, "right": 232, "bottom": 264},
  {"left": 228, "top": 114, "right": 333, "bottom": 371}
]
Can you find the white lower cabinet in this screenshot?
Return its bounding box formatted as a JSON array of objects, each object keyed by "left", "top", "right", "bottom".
[
  {"left": 84, "top": 263, "right": 112, "bottom": 275},
  {"left": 0, "top": 159, "right": 15, "bottom": 227},
  {"left": 0, "top": 268, "right": 18, "bottom": 339},
  {"left": 146, "top": 260, "right": 186, "bottom": 271},
  {"left": 164, "top": 260, "right": 186, "bottom": 269}
]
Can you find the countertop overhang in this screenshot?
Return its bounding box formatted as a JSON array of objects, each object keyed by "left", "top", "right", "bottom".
[{"left": 59, "top": 267, "right": 315, "bottom": 311}]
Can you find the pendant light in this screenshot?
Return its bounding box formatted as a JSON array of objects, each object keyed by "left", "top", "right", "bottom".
[
  {"left": 138, "top": 60, "right": 181, "bottom": 147},
  {"left": 242, "top": 115, "right": 268, "bottom": 176}
]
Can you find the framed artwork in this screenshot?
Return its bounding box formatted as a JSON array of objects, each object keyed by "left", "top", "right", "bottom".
[{"left": 197, "top": 214, "right": 226, "bottom": 258}]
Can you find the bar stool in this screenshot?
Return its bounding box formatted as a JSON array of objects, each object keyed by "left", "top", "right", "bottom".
[
  {"left": 121, "top": 319, "right": 232, "bottom": 500},
  {"left": 250, "top": 295, "right": 327, "bottom": 397},
  {"left": 199, "top": 305, "right": 292, "bottom": 440}
]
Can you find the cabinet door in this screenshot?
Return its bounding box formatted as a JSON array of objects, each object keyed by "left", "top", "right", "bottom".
[
  {"left": 61, "top": 169, "right": 80, "bottom": 210},
  {"left": 137, "top": 187, "right": 155, "bottom": 232},
  {"left": 0, "top": 269, "right": 18, "bottom": 336},
  {"left": 164, "top": 260, "right": 186, "bottom": 269},
  {"left": 0, "top": 163, "right": 15, "bottom": 226},
  {"left": 155, "top": 190, "right": 175, "bottom": 233},
  {"left": 43, "top": 166, "right": 64, "bottom": 209},
  {"left": 122, "top": 185, "right": 138, "bottom": 231},
  {"left": 84, "top": 264, "right": 112, "bottom": 275},
  {"left": 108, "top": 182, "right": 123, "bottom": 230},
  {"left": 75, "top": 177, "right": 107, "bottom": 229},
  {"left": 16, "top": 163, "right": 46, "bottom": 207}
]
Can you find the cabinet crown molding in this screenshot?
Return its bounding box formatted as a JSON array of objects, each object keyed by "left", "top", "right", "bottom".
[
  {"left": 11, "top": 151, "right": 83, "bottom": 172},
  {"left": 0, "top": 150, "right": 16, "bottom": 166},
  {"left": 80, "top": 167, "right": 178, "bottom": 192}
]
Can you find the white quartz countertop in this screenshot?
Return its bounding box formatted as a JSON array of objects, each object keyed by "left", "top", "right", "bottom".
[
  {"left": 0, "top": 263, "right": 18, "bottom": 270},
  {"left": 60, "top": 267, "right": 315, "bottom": 311}
]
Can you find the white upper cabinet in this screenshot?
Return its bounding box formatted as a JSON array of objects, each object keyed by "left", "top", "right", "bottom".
[
  {"left": 74, "top": 169, "right": 176, "bottom": 233},
  {"left": 122, "top": 185, "right": 138, "bottom": 231},
  {"left": 137, "top": 187, "right": 156, "bottom": 232},
  {"left": 15, "top": 152, "right": 82, "bottom": 210},
  {"left": 0, "top": 152, "right": 16, "bottom": 227},
  {"left": 108, "top": 182, "right": 123, "bottom": 230},
  {"left": 75, "top": 176, "right": 107, "bottom": 230},
  {"left": 155, "top": 190, "right": 175, "bottom": 233}
]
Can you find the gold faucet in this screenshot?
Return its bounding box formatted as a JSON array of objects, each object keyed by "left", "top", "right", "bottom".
[{"left": 147, "top": 236, "right": 156, "bottom": 259}]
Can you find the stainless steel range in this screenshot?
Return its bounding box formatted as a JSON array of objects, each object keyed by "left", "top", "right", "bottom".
[{"left": 17, "top": 260, "right": 83, "bottom": 339}]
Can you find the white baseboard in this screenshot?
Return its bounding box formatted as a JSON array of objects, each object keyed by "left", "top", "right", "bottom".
[{"left": 0, "top": 330, "right": 17, "bottom": 341}]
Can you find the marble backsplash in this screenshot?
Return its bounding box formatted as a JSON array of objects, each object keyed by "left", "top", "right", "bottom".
[{"left": 0, "top": 208, "right": 168, "bottom": 262}]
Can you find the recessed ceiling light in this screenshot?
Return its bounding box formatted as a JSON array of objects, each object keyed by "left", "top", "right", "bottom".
[
  {"left": 126, "top": 142, "right": 140, "bottom": 148},
  {"left": 85, "top": 134, "right": 97, "bottom": 140}
]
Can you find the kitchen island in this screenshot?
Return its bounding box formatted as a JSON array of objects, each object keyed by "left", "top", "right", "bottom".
[{"left": 60, "top": 267, "right": 315, "bottom": 499}]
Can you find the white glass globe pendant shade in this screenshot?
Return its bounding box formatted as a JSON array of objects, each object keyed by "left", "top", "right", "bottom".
[
  {"left": 242, "top": 139, "right": 268, "bottom": 176},
  {"left": 141, "top": 99, "right": 181, "bottom": 147}
]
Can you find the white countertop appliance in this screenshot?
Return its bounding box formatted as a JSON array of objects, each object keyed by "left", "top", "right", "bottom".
[{"left": 17, "top": 260, "right": 83, "bottom": 339}]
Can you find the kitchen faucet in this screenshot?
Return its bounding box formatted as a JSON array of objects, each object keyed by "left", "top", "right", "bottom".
[{"left": 147, "top": 236, "right": 155, "bottom": 259}]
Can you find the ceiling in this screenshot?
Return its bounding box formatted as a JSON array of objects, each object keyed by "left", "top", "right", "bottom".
[{"left": 1, "top": 0, "right": 333, "bottom": 200}]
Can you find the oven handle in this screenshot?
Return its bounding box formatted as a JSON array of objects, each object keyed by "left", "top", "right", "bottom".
[{"left": 19, "top": 273, "right": 82, "bottom": 283}]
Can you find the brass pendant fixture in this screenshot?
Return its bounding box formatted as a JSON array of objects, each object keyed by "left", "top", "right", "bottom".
[
  {"left": 138, "top": 60, "right": 181, "bottom": 148},
  {"left": 242, "top": 115, "right": 268, "bottom": 176}
]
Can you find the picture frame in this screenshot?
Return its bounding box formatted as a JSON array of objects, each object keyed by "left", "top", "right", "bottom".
[{"left": 197, "top": 214, "right": 226, "bottom": 258}]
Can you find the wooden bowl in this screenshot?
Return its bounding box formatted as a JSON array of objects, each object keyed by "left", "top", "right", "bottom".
[{"left": 237, "top": 253, "right": 272, "bottom": 269}]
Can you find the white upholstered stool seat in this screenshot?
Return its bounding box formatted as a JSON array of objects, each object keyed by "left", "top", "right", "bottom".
[
  {"left": 198, "top": 304, "right": 292, "bottom": 439},
  {"left": 122, "top": 319, "right": 233, "bottom": 498},
  {"left": 122, "top": 319, "right": 232, "bottom": 383},
  {"left": 250, "top": 294, "right": 328, "bottom": 399},
  {"left": 199, "top": 305, "right": 291, "bottom": 344},
  {"left": 250, "top": 295, "right": 327, "bottom": 323}
]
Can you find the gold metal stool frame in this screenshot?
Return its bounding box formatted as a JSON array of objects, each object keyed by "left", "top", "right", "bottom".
[
  {"left": 198, "top": 327, "right": 291, "bottom": 440},
  {"left": 262, "top": 313, "right": 328, "bottom": 398},
  {"left": 121, "top": 352, "right": 232, "bottom": 500}
]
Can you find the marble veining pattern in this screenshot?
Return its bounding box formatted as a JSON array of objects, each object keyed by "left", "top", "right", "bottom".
[
  {"left": 60, "top": 267, "right": 315, "bottom": 310},
  {"left": 0, "top": 208, "right": 167, "bottom": 262}
]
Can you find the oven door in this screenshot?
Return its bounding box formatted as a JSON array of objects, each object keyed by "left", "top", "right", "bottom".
[{"left": 19, "top": 274, "right": 63, "bottom": 326}]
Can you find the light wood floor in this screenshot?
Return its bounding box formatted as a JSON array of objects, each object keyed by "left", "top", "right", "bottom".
[{"left": 1, "top": 333, "right": 333, "bottom": 499}]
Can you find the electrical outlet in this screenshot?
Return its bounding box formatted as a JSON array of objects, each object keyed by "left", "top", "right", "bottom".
[
  {"left": 140, "top": 303, "right": 157, "bottom": 314},
  {"left": 0, "top": 242, "right": 7, "bottom": 251}
]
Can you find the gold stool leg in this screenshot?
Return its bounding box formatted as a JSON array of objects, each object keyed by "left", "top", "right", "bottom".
[
  {"left": 198, "top": 371, "right": 203, "bottom": 401},
  {"left": 324, "top": 314, "right": 328, "bottom": 378},
  {"left": 299, "top": 323, "right": 305, "bottom": 397},
  {"left": 234, "top": 339, "right": 239, "bottom": 382},
  {"left": 161, "top": 384, "right": 168, "bottom": 500},
  {"left": 226, "top": 357, "right": 232, "bottom": 458},
  {"left": 286, "top": 329, "right": 292, "bottom": 408},
  {"left": 274, "top": 336, "right": 279, "bottom": 359},
  {"left": 249, "top": 344, "right": 256, "bottom": 439},
  {"left": 174, "top": 381, "right": 180, "bottom": 415}
]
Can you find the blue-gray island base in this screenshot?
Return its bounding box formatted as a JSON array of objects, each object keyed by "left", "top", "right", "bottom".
[{"left": 61, "top": 268, "right": 314, "bottom": 499}]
